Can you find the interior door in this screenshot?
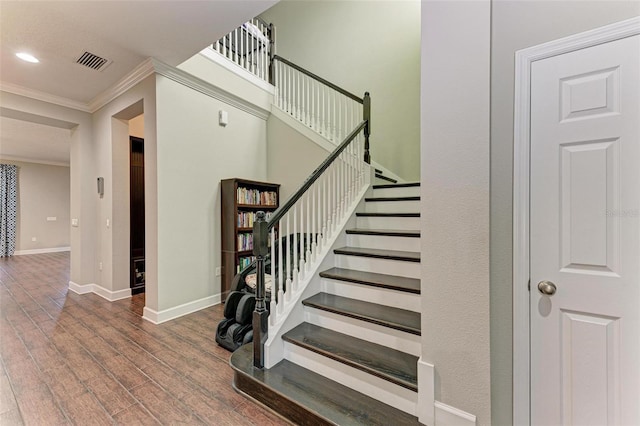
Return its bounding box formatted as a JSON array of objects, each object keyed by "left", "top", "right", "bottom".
[{"left": 530, "top": 34, "right": 640, "bottom": 425}]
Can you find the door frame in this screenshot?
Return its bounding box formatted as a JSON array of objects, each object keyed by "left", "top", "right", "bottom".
[{"left": 512, "top": 16, "right": 640, "bottom": 425}]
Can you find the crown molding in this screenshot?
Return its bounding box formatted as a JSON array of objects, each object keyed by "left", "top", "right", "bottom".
[
  {"left": 1, "top": 56, "right": 271, "bottom": 120},
  {"left": 87, "top": 58, "right": 156, "bottom": 113},
  {"left": 0, "top": 155, "right": 70, "bottom": 167},
  {"left": 0, "top": 82, "right": 90, "bottom": 112},
  {"left": 151, "top": 58, "right": 270, "bottom": 120}
]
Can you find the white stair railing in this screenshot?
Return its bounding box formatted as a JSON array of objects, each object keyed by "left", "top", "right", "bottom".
[
  {"left": 273, "top": 56, "right": 364, "bottom": 145},
  {"left": 251, "top": 121, "right": 370, "bottom": 368},
  {"left": 211, "top": 18, "right": 272, "bottom": 82}
]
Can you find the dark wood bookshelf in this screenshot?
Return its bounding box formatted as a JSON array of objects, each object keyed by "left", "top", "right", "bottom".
[{"left": 221, "top": 178, "right": 280, "bottom": 300}]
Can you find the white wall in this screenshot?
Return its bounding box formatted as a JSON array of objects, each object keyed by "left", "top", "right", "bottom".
[
  {"left": 490, "top": 3, "right": 640, "bottom": 424},
  {"left": 154, "top": 74, "right": 268, "bottom": 312},
  {"left": 0, "top": 160, "right": 70, "bottom": 252},
  {"left": 421, "top": 1, "right": 491, "bottom": 424},
  {"left": 260, "top": 0, "right": 421, "bottom": 181}
]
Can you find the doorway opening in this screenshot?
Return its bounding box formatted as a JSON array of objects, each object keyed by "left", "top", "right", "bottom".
[{"left": 130, "top": 136, "right": 145, "bottom": 295}]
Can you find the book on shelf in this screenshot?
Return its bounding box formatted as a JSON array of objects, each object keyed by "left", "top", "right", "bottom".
[
  {"left": 236, "top": 187, "right": 278, "bottom": 206},
  {"left": 237, "top": 256, "right": 256, "bottom": 273},
  {"left": 237, "top": 233, "right": 254, "bottom": 251},
  {"left": 237, "top": 211, "right": 273, "bottom": 228}
]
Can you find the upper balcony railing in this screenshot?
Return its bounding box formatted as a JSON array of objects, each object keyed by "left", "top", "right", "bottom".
[{"left": 211, "top": 17, "right": 274, "bottom": 82}]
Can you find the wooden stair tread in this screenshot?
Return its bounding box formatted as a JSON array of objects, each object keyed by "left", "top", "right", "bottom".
[
  {"left": 319, "top": 267, "right": 420, "bottom": 294},
  {"left": 346, "top": 228, "right": 420, "bottom": 238},
  {"left": 334, "top": 246, "right": 421, "bottom": 262},
  {"left": 303, "top": 293, "right": 421, "bottom": 335},
  {"left": 356, "top": 212, "right": 420, "bottom": 217},
  {"left": 231, "top": 344, "right": 420, "bottom": 426},
  {"left": 372, "top": 182, "right": 420, "bottom": 189},
  {"left": 365, "top": 196, "right": 420, "bottom": 202},
  {"left": 283, "top": 323, "right": 418, "bottom": 391}
]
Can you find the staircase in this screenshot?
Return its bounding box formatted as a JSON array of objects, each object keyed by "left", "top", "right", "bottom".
[{"left": 231, "top": 182, "right": 421, "bottom": 425}]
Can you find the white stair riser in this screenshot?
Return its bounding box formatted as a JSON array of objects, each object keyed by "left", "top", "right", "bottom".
[
  {"left": 321, "top": 279, "right": 420, "bottom": 312},
  {"left": 356, "top": 216, "right": 420, "bottom": 230},
  {"left": 365, "top": 200, "right": 420, "bottom": 214},
  {"left": 372, "top": 186, "right": 420, "bottom": 198},
  {"left": 305, "top": 308, "right": 421, "bottom": 356},
  {"left": 335, "top": 254, "right": 421, "bottom": 279},
  {"left": 284, "top": 343, "right": 418, "bottom": 416},
  {"left": 347, "top": 233, "right": 420, "bottom": 252}
]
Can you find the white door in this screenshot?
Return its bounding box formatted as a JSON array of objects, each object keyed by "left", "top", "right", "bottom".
[{"left": 530, "top": 34, "right": 640, "bottom": 425}]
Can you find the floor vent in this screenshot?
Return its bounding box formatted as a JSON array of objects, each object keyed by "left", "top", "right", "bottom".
[{"left": 75, "top": 51, "right": 111, "bottom": 71}]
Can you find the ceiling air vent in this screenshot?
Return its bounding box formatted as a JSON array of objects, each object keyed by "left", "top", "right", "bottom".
[{"left": 75, "top": 51, "right": 111, "bottom": 71}]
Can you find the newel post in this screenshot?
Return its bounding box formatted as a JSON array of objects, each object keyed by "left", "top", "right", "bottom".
[
  {"left": 363, "top": 92, "right": 371, "bottom": 164},
  {"left": 268, "top": 24, "right": 276, "bottom": 86},
  {"left": 252, "top": 211, "right": 269, "bottom": 368}
]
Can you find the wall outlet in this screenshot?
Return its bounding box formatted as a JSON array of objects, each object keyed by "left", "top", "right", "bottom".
[
  {"left": 46, "top": 216, "right": 57, "bottom": 221},
  {"left": 31, "top": 237, "right": 37, "bottom": 242},
  {"left": 215, "top": 267, "right": 222, "bottom": 276},
  {"left": 99, "top": 262, "right": 103, "bottom": 271},
  {"left": 71, "top": 218, "right": 79, "bottom": 227}
]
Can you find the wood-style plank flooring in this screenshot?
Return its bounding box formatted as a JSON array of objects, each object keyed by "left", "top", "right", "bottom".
[{"left": 0, "top": 252, "right": 289, "bottom": 425}]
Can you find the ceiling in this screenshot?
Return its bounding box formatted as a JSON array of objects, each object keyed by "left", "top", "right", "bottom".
[{"left": 0, "top": 0, "right": 277, "bottom": 165}]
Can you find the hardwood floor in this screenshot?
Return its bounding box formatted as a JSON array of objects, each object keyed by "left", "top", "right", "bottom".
[{"left": 0, "top": 252, "right": 290, "bottom": 425}]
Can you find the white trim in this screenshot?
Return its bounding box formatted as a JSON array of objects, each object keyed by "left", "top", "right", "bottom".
[
  {"left": 512, "top": 16, "right": 640, "bottom": 425},
  {"left": 417, "top": 357, "right": 435, "bottom": 425},
  {"left": 0, "top": 81, "right": 90, "bottom": 112},
  {"left": 88, "top": 58, "right": 155, "bottom": 113},
  {"left": 14, "top": 246, "right": 70, "bottom": 255},
  {"left": 142, "top": 293, "right": 221, "bottom": 324},
  {"left": 199, "top": 47, "right": 275, "bottom": 95},
  {"left": 0, "top": 155, "right": 69, "bottom": 167},
  {"left": 68, "top": 281, "right": 131, "bottom": 301},
  {"left": 434, "top": 401, "right": 476, "bottom": 426},
  {"left": 153, "top": 58, "right": 271, "bottom": 121}
]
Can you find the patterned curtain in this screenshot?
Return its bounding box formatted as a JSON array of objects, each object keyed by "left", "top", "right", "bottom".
[{"left": 0, "top": 164, "right": 18, "bottom": 257}]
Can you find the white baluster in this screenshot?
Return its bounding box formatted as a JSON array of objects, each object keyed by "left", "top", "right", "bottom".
[
  {"left": 298, "top": 197, "right": 305, "bottom": 281},
  {"left": 277, "top": 219, "right": 283, "bottom": 315},
  {"left": 214, "top": 40, "right": 219, "bottom": 54},
  {"left": 306, "top": 192, "right": 311, "bottom": 273},
  {"left": 270, "top": 227, "right": 276, "bottom": 321},
  {"left": 293, "top": 205, "right": 298, "bottom": 292},
  {"left": 311, "top": 183, "right": 317, "bottom": 263},
  {"left": 240, "top": 26, "right": 245, "bottom": 71},
  {"left": 285, "top": 213, "right": 291, "bottom": 302},
  {"left": 233, "top": 28, "right": 238, "bottom": 64}
]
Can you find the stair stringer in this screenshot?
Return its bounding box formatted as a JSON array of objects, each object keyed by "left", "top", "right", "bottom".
[{"left": 264, "top": 184, "right": 371, "bottom": 369}]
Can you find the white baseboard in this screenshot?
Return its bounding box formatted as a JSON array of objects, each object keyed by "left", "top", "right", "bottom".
[
  {"left": 14, "top": 246, "right": 70, "bottom": 255},
  {"left": 418, "top": 358, "right": 435, "bottom": 425},
  {"left": 142, "top": 293, "right": 221, "bottom": 324},
  {"left": 434, "top": 401, "right": 477, "bottom": 426},
  {"left": 68, "top": 281, "right": 131, "bottom": 301}
]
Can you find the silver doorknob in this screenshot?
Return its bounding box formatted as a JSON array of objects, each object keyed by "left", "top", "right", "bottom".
[{"left": 538, "top": 280, "right": 557, "bottom": 296}]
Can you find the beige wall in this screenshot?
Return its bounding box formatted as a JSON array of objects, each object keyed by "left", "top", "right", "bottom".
[
  {"left": 92, "top": 77, "right": 156, "bottom": 302},
  {"left": 421, "top": 1, "right": 491, "bottom": 424},
  {"left": 266, "top": 113, "right": 329, "bottom": 201},
  {"left": 1, "top": 160, "right": 70, "bottom": 252},
  {"left": 154, "top": 74, "right": 268, "bottom": 312},
  {"left": 490, "top": 3, "right": 640, "bottom": 424},
  {"left": 260, "top": 0, "right": 421, "bottom": 181}
]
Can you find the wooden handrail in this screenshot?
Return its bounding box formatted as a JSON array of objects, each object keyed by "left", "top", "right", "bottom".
[
  {"left": 273, "top": 55, "right": 364, "bottom": 104},
  {"left": 266, "top": 121, "right": 367, "bottom": 230}
]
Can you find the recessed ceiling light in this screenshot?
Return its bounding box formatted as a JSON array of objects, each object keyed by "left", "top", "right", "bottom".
[{"left": 16, "top": 52, "right": 39, "bottom": 63}]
